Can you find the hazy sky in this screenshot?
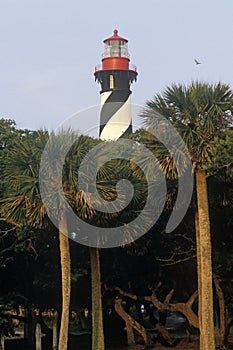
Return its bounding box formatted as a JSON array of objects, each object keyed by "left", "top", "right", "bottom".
[{"left": 1, "top": 0, "right": 233, "bottom": 133}]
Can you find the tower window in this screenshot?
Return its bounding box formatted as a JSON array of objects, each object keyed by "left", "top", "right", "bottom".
[{"left": 109, "top": 75, "right": 114, "bottom": 89}]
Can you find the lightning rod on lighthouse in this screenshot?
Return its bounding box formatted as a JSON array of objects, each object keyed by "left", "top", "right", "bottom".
[{"left": 94, "top": 29, "right": 137, "bottom": 140}]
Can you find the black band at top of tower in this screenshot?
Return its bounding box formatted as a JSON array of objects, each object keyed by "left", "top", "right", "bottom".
[{"left": 94, "top": 70, "right": 137, "bottom": 94}]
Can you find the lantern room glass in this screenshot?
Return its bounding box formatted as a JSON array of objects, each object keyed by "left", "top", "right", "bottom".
[{"left": 104, "top": 41, "right": 129, "bottom": 58}]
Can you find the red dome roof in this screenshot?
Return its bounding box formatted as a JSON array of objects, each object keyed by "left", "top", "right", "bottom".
[{"left": 103, "top": 29, "right": 128, "bottom": 43}]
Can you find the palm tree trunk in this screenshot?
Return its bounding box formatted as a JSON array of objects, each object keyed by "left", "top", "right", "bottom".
[
  {"left": 90, "top": 247, "right": 105, "bottom": 350},
  {"left": 35, "top": 323, "right": 42, "bottom": 350},
  {"left": 195, "top": 168, "right": 215, "bottom": 350},
  {"left": 53, "top": 312, "right": 58, "bottom": 350},
  {"left": 195, "top": 211, "right": 202, "bottom": 341},
  {"left": 58, "top": 215, "right": 71, "bottom": 350},
  {"left": 0, "top": 332, "right": 4, "bottom": 350}
]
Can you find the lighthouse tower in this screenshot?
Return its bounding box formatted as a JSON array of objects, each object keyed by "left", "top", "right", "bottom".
[{"left": 94, "top": 29, "right": 137, "bottom": 140}]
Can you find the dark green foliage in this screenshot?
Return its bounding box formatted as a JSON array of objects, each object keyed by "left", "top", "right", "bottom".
[{"left": 0, "top": 98, "right": 232, "bottom": 345}]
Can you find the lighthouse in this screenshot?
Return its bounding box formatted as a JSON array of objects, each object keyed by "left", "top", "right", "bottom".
[{"left": 94, "top": 29, "right": 137, "bottom": 140}]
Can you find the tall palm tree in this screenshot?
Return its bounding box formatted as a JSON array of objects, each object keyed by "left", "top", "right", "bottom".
[
  {"left": 35, "top": 131, "right": 105, "bottom": 350},
  {"left": 46, "top": 133, "right": 128, "bottom": 350},
  {"left": 63, "top": 134, "right": 106, "bottom": 350},
  {"left": 0, "top": 130, "right": 102, "bottom": 350},
  {"left": 0, "top": 130, "right": 51, "bottom": 349},
  {"left": 140, "top": 81, "right": 233, "bottom": 350},
  {"left": 88, "top": 149, "right": 151, "bottom": 350}
]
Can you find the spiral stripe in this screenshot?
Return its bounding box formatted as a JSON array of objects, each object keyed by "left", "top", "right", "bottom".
[{"left": 99, "top": 89, "right": 132, "bottom": 140}]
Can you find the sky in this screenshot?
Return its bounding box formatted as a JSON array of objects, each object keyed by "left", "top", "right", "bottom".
[{"left": 1, "top": 0, "right": 233, "bottom": 134}]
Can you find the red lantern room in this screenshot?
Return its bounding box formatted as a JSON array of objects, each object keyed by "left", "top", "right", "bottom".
[
  {"left": 102, "top": 29, "right": 129, "bottom": 70},
  {"left": 95, "top": 29, "right": 137, "bottom": 73}
]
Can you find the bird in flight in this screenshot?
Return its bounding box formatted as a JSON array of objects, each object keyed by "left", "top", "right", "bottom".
[{"left": 194, "top": 59, "right": 201, "bottom": 65}]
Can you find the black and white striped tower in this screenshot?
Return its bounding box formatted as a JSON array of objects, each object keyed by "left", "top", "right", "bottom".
[{"left": 94, "top": 29, "right": 137, "bottom": 140}]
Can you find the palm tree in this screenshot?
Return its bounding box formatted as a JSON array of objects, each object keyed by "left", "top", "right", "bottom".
[
  {"left": 0, "top": 130, "right": 101, "bottom": 350},
  {"left": 0, "top": 130, "right": 51, "bottom": 349},
  {"left": 44, "top": 133, "right": 126, "bottom": 350},
  {"left": 140, "top": 81, "right": 233, "bottom": 350},
  {"left": 63, "top": 134, "right": 106, "bottom": 350},
  {"left": 87, "top": 148, "right": 151, "bottom": 350},
  {"left": 1, "top": 129, "right": 125, "bottom": 350},
  {"left": 35, "top": 131, "right": 106, "bottom": 350}
]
